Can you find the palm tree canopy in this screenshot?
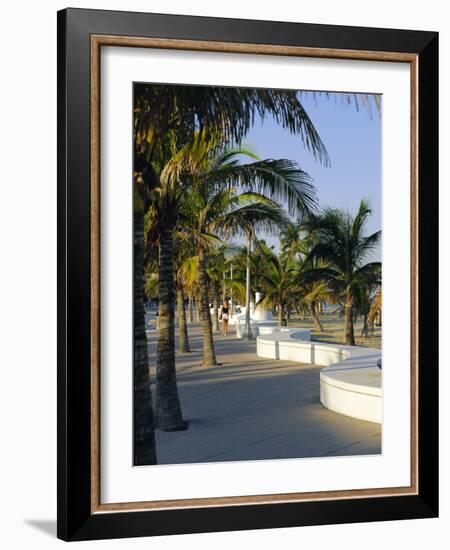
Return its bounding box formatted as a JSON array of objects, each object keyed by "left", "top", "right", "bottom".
[
  {"left": 180, "top": 184, "right": 290, "bottom": 248},
  {"left": 280, "top": 220, "right": 310, "bottom": 260},
  {"left": 161, "top": 139, "right": 317, "bottom": 217},
  {"left": 134, "top": 84, "right": 330, "bottom": 167},
  {"left": 252, "top": 248, "right": 301, "bottom": 313},
  {"left": 305, "top": 199, "right": 381, "bottom": 286}
]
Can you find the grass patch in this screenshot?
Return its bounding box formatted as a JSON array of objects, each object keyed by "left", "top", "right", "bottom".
[{"left": 287, "top": 312, "right": 381, "bottom": 349}]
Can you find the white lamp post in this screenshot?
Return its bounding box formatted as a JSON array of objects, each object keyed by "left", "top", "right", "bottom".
[
  {"left": 230, "top": 263, "right": 234, "bottom": 315},
  {"left": 242, "top": 231, "right": 253, "bottom": 340}
]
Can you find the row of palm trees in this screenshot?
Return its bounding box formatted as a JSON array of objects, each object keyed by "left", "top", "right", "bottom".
[
  {"left": 228, "top": 202, "right": 381, "bottom": 343},
  {"left": 133, "top": 84, "right": 329, "bottom": 465},
  {"left": 165, "top": 199, "right": 381, "bottom": 352}
]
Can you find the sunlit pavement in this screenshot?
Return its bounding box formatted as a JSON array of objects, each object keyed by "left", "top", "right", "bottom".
[{"left": 147, "top": 322, "right": 381, "bottom": 465}]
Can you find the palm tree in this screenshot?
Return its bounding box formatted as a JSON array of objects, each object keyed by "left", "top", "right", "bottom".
[
  {"left": 206, "top": 248, "right": 228, "bottom": 333},
  {"left": 133, "top": 85, "right": 328, "bottom": 461},
  {"left": 174, "top": 242, "right": 195, "bottom": 353},
  {"left": 301, "top": 281, "right": 333, "bottom": 332},
  {"left": 354, "top": 275, "right": 381, "bottom": 338},
  {"left": 181, "top": 185, "right": 291, "bottom": 365},
  {"left": 143, "top": 186, "right": 188, "bottom": 432},
  {"left": 177, "top": 248, "right": 228, "bottom": 337},
  {"left": 255, "top": 250, "right": 298, "bottom": 326},
  {"left": 133, "top": 191, "right": 157, "bottom": 465},
  {"left": 306, "top": 200, "right": 381, "bottom": 345},
  {"left": 163, "top": 138, "right": 317, "bottom": 363},
  {"left": 279, "top": 222, "right": 336, "bottom": 331},
  {"left": 176, "top": 285, "right": 190, "bottom": 353},
  {"left": 280, "top": 219, "right": 309, "bottom": 261},
  {"left": 367, "top": 288, "right": 382, "bottom": 333}
]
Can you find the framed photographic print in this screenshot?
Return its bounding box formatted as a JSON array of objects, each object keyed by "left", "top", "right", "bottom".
[{"left": 57, "top": 8, "right": 438, "bottom": 541}]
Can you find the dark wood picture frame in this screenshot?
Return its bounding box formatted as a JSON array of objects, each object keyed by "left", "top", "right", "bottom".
[{"left": 57, "top": 8, "right": 439, "bottom": 541}]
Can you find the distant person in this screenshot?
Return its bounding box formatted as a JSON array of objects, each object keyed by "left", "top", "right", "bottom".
[{"left": 220, "top": 299, "right": 230, "bottom": 336}]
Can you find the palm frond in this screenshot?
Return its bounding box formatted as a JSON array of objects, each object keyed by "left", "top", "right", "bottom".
[
  {"left": 353, "top": 261, "right": 382, "bottom": 282},
  {"left": 134, "top": 84, "right": 330, "bottom": 165},
  {"left": 178, "top": 255, "right": 200, "bottom": 292},
  {"left": 204, "top": 158, "right": 317, "bottom": 216},
  {"left": 213, "top": 202, "right": 289, "bottom": 240}
]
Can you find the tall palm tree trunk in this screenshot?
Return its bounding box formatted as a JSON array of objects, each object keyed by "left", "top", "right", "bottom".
[
  {"left": 188, "top": 295, "right": 194, "bottom": 323},
  {"left": 133, "top": 212, "right": 157, "bottom": 465},
  {"left": 344, "top": 288, "right": 355, "bottom": 346},
  {"left": 310, "top": 301, "right": 323, "bottom": 332},
  {"left": 213, "top": 293, "right": 220, "bottom": 333},
  {"left": 278, "top": 304, "right": 284, "bottom": 326},
  {"left": 360, "top": 313, "right": 369, "bottom": 337},
  {"left": 376, "top": 309, "right": 382, "bottom": 327},
  {"left": 198, "top": 250, "right": 217, "bottom": 366},
  {"left": 194, "top": 291, "right": 201, "bottom": 322},
  {"left": 155, "top": 228, "right": 186, "bottom": 431},
  {"left": 177, "top": 288, "right": 190, "bottom": 352}
]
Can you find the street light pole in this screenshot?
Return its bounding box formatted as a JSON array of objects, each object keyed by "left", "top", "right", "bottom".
[
  {"left": 222, "top": 270, "right": 226, "bottom": 302},
  {"left": 242, "top": 231, "right": 253, "bottom": 340},
  {"left": 230, "top": 263, "right": 234, "bottom": 315}
]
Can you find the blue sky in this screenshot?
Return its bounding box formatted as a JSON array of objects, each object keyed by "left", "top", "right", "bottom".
[{"left": 243, "top": 91, "right": 382, "bottom": 260}]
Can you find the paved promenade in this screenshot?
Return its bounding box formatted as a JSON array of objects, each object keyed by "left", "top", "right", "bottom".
[{"left": 147, "top": 323, "right": 381, "bottom": 464}]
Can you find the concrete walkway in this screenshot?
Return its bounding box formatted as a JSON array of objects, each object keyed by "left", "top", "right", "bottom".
[{"left": 147, "top": 323, "right": 381, "bottom": 465}]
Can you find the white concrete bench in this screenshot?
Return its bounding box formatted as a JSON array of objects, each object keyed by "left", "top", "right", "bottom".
[
  {"left": 256, "top": 329, "right": 381, "bottom": 424},
  {"left": 234, "top": 319, "right": 279, "bottom": 339}
]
